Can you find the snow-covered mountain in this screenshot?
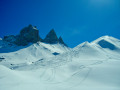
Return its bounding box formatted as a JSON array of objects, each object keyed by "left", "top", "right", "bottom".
[{"left": 0, "top": 35, "right": 120, "bottom": 90}]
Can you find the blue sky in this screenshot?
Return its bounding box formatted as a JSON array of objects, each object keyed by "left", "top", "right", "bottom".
[{"left": 0, "top": 0, "right": 120, "bottom": 47}]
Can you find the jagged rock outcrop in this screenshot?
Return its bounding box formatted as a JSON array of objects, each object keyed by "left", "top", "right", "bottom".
[
  {"left": 3, "top": 25, "right": 42, "bottom": 46},
  {"left": 14, "top": 24, "right": 42, "bottom": 46},
  {"left": 58, "top": 36, "right": 67, "bottom": 46},
  {"left": 3, "top": 25, "right": 67, "bottom": 46},
  {"left": 44, "top": 29, "right": 67, "bottom": 46},
  {"left": 44, "top": 29, "right": 59, "bottom": 44},
  {"left": 3, "top": 35, "right": 16, "bottom": 43}
]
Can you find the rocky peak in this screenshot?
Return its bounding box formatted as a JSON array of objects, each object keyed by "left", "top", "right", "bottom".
[
  {"left": 58, "top": 36, "right": 67, "bottom": 46},
  {"left": 21, "top": 24, "right": 41, "bottom": 42},
  {"left": 2, "top": 25, "right": 68, "bottom": 46},
  {"left": 44, "top": 29, "right": 59, "bottom": 44},
  {"left": 14, "top": 24, "right": 42, "bottom": 46}
]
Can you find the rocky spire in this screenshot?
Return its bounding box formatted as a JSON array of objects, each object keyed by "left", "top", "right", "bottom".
[
  {"left": 44, "top": 29, "right": 59, "bottom": 44},
  {"left": 14, "top": 24, "right": 42, "bottom": 46},
  {"left": 58, "top": 36, "right": 67, "bottom": 46},
  {"left": 3, "top": 25, "right": 68, "bottom": 46}
]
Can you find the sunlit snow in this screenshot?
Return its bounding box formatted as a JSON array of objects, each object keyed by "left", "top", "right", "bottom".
[{"left": 0, "top": 36, "right": 120, "bottom": 90}]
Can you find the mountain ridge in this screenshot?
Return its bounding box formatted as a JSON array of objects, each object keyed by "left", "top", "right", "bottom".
[{"left": 2, "top": 25, "right": 67, "bottom": 46}]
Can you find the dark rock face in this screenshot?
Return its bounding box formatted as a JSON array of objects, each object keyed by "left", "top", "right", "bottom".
[
  {"left": 3, "top": 35, "right": 16, "bottom": 43},
  {"left": 44, "top": 29, "right": 59, "bottom": 44},
  {"left": 20, "top": 25, "right": 41, "bottom": 42},
  {"left": 15, "top": 25, "right": 42, "bottom": 46},
  {"left": 3, "top": 25, "right": 67, "bottom": 46},
  {"left": 98, "top": 39, "right": 116, "bottom": 50},
  {"left": 58, "top": 36, "right": 67, "bottom": 46},
  {"left": 3, "top": 25, "right": 42, "bottom": 46},
  {"left": 44, "top": 29, "right": 67, "bottom": 46},
  {"left": 14, "top": 35, "right": 28, "bottom": 46}
]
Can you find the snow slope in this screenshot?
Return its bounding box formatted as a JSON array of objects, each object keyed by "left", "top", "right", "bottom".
[
  {"left": 0, "top": 36, "right": 120, "bottom": 90},
  {"left": 0, "top": 42, "right": 70, "bottom": 67}
]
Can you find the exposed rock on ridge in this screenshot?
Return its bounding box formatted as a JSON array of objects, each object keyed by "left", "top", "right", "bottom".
[
  {"left": 43, "top": 29, "right": 67, "bottom": 46},
  {"left": 44, "top": 29, "right": 59, "bottom": 44},
  {"left": 15, "top": 25, "right": 42, "bottom": 46},
  {"left": 58, "top": 36, "right": 67, "bottom": 46},
  {"left": 3, "top": 25, "right": 67, "bottom": 46}
]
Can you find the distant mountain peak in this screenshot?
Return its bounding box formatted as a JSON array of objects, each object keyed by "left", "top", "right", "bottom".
[
  {"left": 50, "top": 29, "right": 55, "bottom": 33},
  {"left": 44, "top": 29, "right": 59, "bottom": 44},
  {"left": 74, "top": 41, "right": 91, "bottom": 49},
  {"left": 3, "top": 24, "right": 42, "bottom": 46},
  {"left": 43, "top": 29, "right": 67, "bottom": 46},
  {"left": 100, "top": 35, "right": 110, "bottom": 38},
  {"left": 97, "top": 39, "right": 116, "bottom": 50},
  {"left": 15, "top": 24, "right": 42, "bottom": 46},
  {"left": 92, "top": 36, "right": 115, "bottom": 43},
  {"left": 2, "top": 25, "right": 67, "bottom": 47},
  {"left": 91, "top": 35, "right": 119, "bottom": 50},
  {"left": 58, "top": 36, "right": 67, "bottom": 46}
]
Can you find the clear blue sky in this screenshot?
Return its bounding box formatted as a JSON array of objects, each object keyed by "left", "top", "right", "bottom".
[{"left": 0, "top": 0, "right": 120, "bottom": 47}]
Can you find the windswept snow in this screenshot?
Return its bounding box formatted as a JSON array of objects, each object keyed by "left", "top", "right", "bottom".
[
  {"left": 0, "top": 36, "right": 120, "bottom": 90},
  {"left": 91, "top": 35, "right": 120, "bottom": 49},
  {"left": 0, "top": 42, "right": 70, "bottom": 65}
]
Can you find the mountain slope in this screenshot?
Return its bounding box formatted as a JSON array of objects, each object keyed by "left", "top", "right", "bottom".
[
  {"left": 0, "top": 41, "right": 70, "bottom": 68},
  {"left": 0, "top": 35, "right": 120, "bottom": 90},
  {"left": 91, "top": 35, "right": 120, "bottom": 49}
]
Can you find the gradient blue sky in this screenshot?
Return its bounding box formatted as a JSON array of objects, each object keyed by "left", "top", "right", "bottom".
[{"left": 0, "top": 0, "right": 120, "bottom": 47}]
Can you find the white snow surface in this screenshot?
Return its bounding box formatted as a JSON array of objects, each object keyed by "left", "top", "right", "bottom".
[{"left": 0, "top": 36, "right": 120, "bottom": 90}]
